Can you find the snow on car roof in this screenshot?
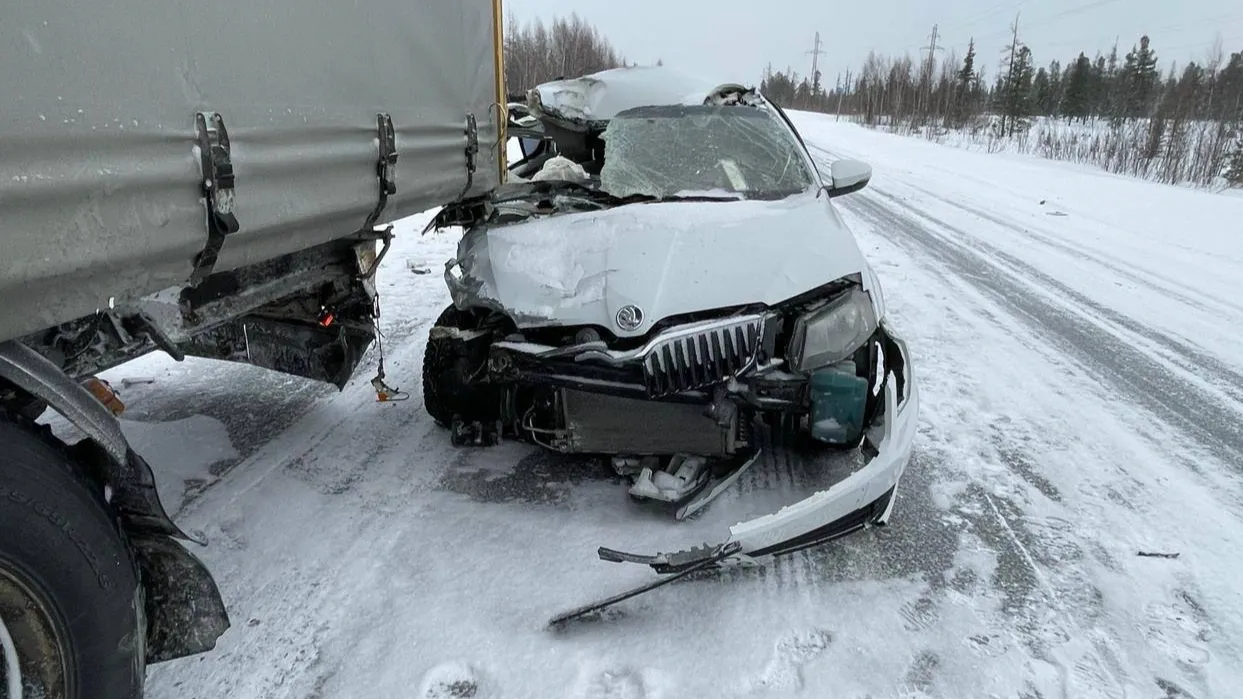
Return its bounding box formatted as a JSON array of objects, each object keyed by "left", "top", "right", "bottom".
[{"left": 528, "top": 66, "right": 752, "bottom": 123}]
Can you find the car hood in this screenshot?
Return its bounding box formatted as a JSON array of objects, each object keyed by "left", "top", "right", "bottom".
[{"left": 447, "top": 193, "right": 872, "bottom": 337}]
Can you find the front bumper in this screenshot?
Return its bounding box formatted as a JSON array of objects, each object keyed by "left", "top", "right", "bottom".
[
  {"left": 598, "top": 328, "right": 919, "bottom": 569},
  {"left": 730, "top": 332, "right": 918, "bottom": 557}
]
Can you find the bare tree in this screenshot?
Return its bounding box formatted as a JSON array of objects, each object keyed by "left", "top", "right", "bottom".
[
  {"left": 504, "top": 13, "right": 626, "bottom": 94},
  {"left": 781, "top": 22, "right": 1241, "bottom": 187}
]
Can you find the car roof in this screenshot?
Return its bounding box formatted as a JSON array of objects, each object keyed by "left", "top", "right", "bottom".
[{"left": 528, "top": 66, "right": 754, "bottom": 123}]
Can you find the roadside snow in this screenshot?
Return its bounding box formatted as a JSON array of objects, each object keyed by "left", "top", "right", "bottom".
[{"left": 119, "top": 414, "right": 236, "bottom": 516}]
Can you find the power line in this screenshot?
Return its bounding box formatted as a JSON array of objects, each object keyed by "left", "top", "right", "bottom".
[{"left": 958, "top": 0, "right": 1125, "bottom": 46}]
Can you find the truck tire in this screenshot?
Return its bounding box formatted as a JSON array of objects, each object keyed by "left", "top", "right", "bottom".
[{"left": 0, "top": 416, "right": 144, "bottom": 699}]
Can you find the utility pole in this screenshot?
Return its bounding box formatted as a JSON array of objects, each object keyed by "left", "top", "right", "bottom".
[{"left": 806, "top": 32, "right": 826, "bottom": 101}]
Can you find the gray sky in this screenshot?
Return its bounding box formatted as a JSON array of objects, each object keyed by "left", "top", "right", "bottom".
[{"left": 505, "top": 0, "right": 1243, "bottom": 85}]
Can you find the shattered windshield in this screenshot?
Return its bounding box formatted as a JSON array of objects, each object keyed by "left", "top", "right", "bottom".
[{"left": 598, "top": 105, "right": 816, "bottom": 200}]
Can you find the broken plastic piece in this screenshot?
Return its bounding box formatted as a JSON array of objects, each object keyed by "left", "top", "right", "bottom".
[
  {"left": 675, "top": 450, "right": 761, "bottom": 520},
  {"left": 598, "top": 540, "right": 733, "bottom": 575},
  {"left": 82, "top": 377, "right": 125, "bottom": 416},
  {"left": 449, "top": 416, "right": 500, "bottom": 446},
  {"left": 609, "top": 455, "right": 649, "bottom": 477},
  {"left": 627, "top": 454, "right": 709, "bottom": 503},
  {"left": 371, "top": 376, "right": 409, "bottom": 402},
  {"left": 549, "top": 540, "right": 742, "bottom": 627},
  {"left": 1137, "top": 551, "right": 1180, "bottom": 559}
]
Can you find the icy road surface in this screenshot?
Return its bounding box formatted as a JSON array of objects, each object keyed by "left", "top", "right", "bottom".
[{"left": 113, "top": 112, "right": 1243, "bottom": 698}]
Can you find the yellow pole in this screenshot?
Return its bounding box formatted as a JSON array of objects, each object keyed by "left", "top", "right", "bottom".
[{"left": 492, "top": 0, "right": 508, "bottom": 182}]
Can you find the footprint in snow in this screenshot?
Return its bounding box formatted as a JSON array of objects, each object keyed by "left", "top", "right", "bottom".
[
  {"left": 420, "top": 661, "right": 482, "bottom": 698},
  {"left": 1142, "top": 597, "right": 1213, "bottom": 667},
  {"left": 743, "top": 628, "right": 833, "bottom": 694},
  {"left": 575, "top": 666, "right": 652, "bottom": 699}
]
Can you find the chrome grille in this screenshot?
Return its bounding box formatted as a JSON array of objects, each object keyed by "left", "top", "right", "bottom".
[{"left": 641, "top": 315, "right": 765, "bottom": 396}]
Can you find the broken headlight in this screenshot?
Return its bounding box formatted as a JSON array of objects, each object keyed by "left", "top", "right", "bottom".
[{"left": 787, "top": 287, "right": 878, "bottom": 372}]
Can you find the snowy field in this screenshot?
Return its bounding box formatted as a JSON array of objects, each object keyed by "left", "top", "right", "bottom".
[
  {"left": 850, "top": 114, "right": 1242, "bottom": 191},
  {"left": 96, "top": 111, "right": 1243, "bottom": 698}
]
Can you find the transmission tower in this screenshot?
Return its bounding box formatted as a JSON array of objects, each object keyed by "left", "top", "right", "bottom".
[{"left": 806, "top": 32, "right": 826, "bottom": 96}]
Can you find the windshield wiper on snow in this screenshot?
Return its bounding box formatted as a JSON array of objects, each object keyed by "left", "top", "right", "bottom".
[{"left": 621, "top": 193, "right": 744, "bottom": 204}]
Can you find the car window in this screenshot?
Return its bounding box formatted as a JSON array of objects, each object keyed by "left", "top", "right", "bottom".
[{"left": 598, "top": 104, "right": 816, "bottom": 200}]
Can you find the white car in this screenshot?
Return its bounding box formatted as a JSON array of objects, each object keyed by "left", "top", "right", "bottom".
[{"left": 424, "top": 67, "right": 919, "bottom": 602}]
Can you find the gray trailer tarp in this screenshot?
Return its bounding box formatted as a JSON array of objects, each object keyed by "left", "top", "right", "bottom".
[{"left": 1, "top": 0, "right": 502, "bottom": 344}]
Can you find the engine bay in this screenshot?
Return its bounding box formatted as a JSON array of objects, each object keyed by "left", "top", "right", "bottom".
[{"left": 422, "top": 276, "right": 895, "bottom": 463}]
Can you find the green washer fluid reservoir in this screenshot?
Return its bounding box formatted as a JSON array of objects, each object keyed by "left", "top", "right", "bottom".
[{"left": 809, "top": 360, "right": 869, "bottom": 444}]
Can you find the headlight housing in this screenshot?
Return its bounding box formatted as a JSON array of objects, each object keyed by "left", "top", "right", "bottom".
[{"left": 788, "top": 286, "right": 878, "bottom": 372}]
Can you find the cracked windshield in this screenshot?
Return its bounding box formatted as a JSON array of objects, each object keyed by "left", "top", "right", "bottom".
[{"left": 600, "top": 105, "right": 816, "bottom": 199}]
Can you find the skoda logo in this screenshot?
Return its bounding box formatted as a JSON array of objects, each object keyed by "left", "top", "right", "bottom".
[{"left": 615, "top": 304, "right": 644, "bottom": 331}]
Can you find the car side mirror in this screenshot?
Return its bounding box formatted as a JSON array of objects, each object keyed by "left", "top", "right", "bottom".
[{"left": 826, "top": 159, "right": 872, "bottom": 197}]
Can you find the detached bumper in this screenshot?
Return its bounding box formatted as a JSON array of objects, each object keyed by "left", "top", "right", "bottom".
[
  {"left": 599, "top": 329, "right": 919, "bottom": 570},
  {"left": 730, "top": 333, "right": 918, "bottom": 558}
]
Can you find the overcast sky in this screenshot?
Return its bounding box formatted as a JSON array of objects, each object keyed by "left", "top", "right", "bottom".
[{"left": 506, "top": 0, "right": 1243, "bottom": 85}]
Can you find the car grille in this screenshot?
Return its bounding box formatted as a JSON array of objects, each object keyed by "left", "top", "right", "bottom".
[{"left": 641, "top": 315, "right": 766, "bottom": 396}]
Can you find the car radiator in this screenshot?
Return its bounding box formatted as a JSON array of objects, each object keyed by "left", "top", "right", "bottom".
[{"left": 558, "top": 389, "right": 741, "bottom": 456}]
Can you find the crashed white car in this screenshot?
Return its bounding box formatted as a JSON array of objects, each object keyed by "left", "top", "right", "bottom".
[{"left": 424, "top": 67, "right": 919, "bottom": 614}]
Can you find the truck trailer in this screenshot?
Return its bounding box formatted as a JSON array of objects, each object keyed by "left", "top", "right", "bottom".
[{"left": 0, "top": 1, "right": 506, "bottom": 696}]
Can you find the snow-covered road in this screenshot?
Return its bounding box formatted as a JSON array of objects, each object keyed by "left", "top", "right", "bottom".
[{"left": 110, "top": 112, "right": 1243, "bottom": 698}]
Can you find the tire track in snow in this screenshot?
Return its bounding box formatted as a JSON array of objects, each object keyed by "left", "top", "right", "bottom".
[
  {"left": 873, "top": 185, "right": 1243, "bottom": 407},
  {"left": 900, "top": 181, "right": 1243, "bottom": 319},
  {"left": 815, "top": 143, "right": 1228, "bottom": 694},
  {"left": 835, "top": 189, "right": 1242, "bottom": 694},
  {"left": 814, "top": 138, "right": 1239, "bottom": 316},
  {"left": 812, "top": 141, "right": 1243, "bottom": 411},
  {"left": 841, "top": 192, "right": 1243, "bottom": 480}
]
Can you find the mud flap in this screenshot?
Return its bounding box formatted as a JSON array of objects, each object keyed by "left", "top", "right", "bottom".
[{"left": 129, "top": 534, "right": 230, "bottom": 664}]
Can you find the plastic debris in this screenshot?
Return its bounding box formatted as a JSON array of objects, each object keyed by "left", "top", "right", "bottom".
[
  {"left": 82, "top": 377, "right": 125, "bottom": 416},
  {"left": 1137, "top": 551, "right": 1180, "bottom": 559}
]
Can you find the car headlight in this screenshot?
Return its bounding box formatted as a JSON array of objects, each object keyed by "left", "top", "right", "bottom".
[{"left": 788, "top": 287, "right": 878, "bottom": 372}]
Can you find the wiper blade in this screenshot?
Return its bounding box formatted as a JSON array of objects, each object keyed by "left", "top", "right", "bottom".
[{"left": 618, "top": 193, "right": 743, "bottom": 204}]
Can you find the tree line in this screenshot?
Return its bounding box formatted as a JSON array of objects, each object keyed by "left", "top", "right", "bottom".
[
  {"left": 497, "top": 14, "right": 1243, "bottom": 186},
  {"left": 761, "top": 29, "right": 1243, "bottom": 187},
  {"left": 503, "top": 13, "right": 626, "bottom": 97}
]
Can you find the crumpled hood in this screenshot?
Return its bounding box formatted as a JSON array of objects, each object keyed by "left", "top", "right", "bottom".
[{"left": 448, "top": 193, "right": 871, "bottom": 336}]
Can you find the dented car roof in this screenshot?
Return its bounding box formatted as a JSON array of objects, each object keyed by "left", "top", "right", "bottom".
[{"left": 527, "top": 66, "right": 753, "bottom": 123}]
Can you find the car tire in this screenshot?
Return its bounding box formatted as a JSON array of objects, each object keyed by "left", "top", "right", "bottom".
[
  {"left": 422, "top": 305, "right": 475, "bottom": 429},
  {"left": 0, "top": 416, "right": 145, "bottom": 699}
]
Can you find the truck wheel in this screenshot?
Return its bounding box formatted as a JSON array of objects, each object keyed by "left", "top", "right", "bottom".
[{"left": 0, "top": 417, "right": 144, "bottom": 699}]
